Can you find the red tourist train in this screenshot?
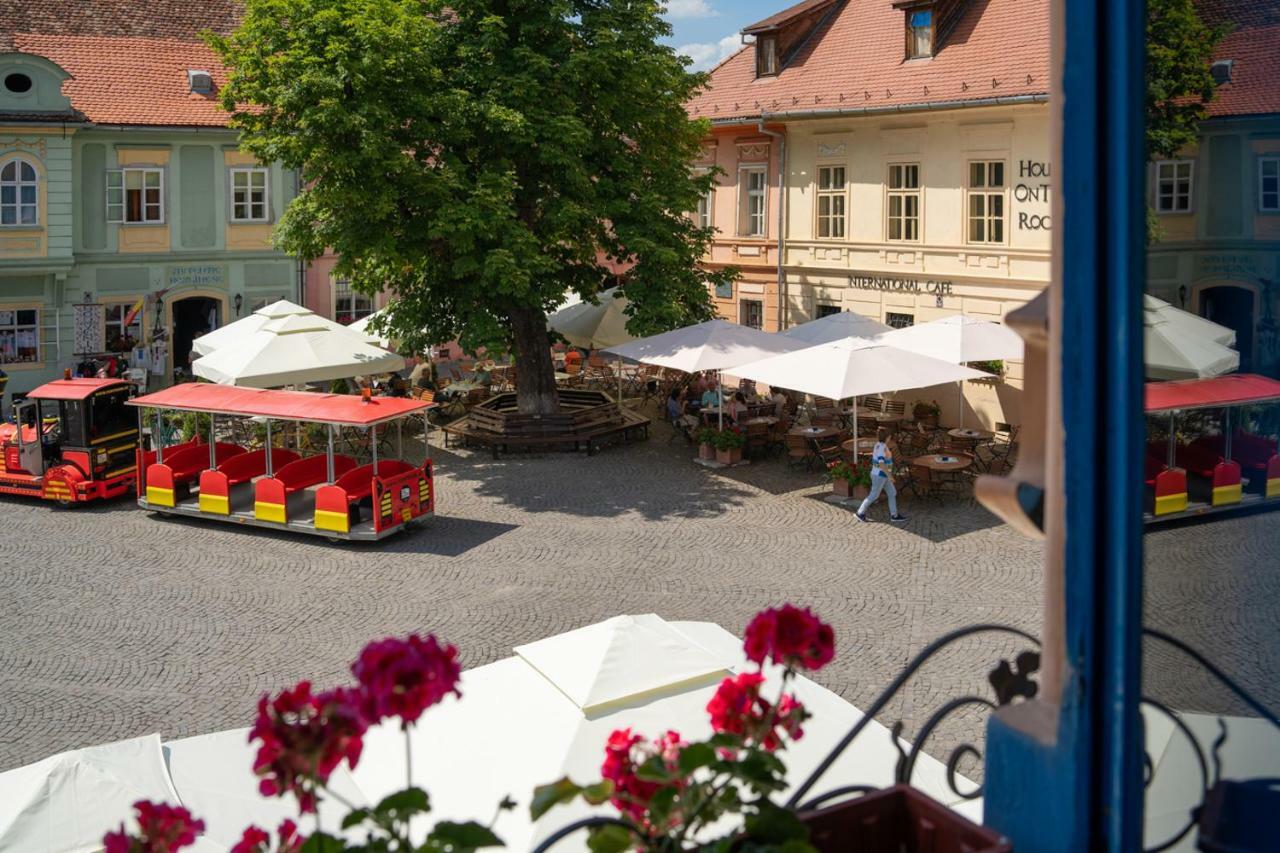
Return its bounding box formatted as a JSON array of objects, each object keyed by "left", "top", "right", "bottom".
[
  {"left": 127, "top": 383, "right": 436, "bottom": 541},
  {"left": 1145, "top": 373, "right": 1280, "bottom": 522},
  {"left": 0, "top": 378, "right": 139, "bottom": 505}
]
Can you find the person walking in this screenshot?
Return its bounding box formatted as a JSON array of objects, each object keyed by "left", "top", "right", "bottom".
[{"left": 856, "top": 428, "right": 907, "bottom": 523}]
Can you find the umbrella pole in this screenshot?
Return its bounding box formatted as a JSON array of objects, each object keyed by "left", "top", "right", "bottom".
[
  {"left": 718, "top": 370, "right": 724, "bottom": 431},
  {"left": 618, "top": 355, "right": 623, "bottom": 411},
  {"left": 957, "top": 381, "right": 964, "bottom": 429}
]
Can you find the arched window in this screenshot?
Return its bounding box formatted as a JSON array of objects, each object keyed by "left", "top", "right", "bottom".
[{"left": 0, "top": 159, "right": 38, "bottom": 226}]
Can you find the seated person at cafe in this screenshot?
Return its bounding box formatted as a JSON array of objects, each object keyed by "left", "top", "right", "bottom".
[
  {"left": 738, "top": 378, "right": 758, "bottom": 400},
  {"left": 769, "top": 387, "right": 789, "bottom": 418},
  {"left": 727, "top": 391, "right": 748, "bottom": 423},
  {"left": 700, "top": 381, "right": 722, "bottom": 410}
]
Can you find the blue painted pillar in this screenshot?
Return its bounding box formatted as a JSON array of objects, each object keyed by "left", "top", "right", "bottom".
[{"left": 983, "top": 0, "right": 1146, "bottom": 849}]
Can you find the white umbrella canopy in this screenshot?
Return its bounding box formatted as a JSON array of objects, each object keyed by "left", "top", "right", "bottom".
[
  {"left": 351, "top": 614, "right": 980, "bottom": 852},
  {"left": 191, "top": 300, "right": 315, "bottom": 358},
  {"left": 603, "top": 319, "right": 797, "bottom": 374},
  {"left": 1145, "top": 316, "right": 1240, "bottom": 380},
  {"left": 348, "top": 308, "right": 396, "bottom": 348},
  {"left": 1145, "top": 295, "right": 1236, "bottom": 346},
  {"left": 192, "top": 314, "right": 406, "bottom": 388},
  {"left": 781, "top": 311, "right": 891, "bottom": 346},
  {"left": 0, "top": 733, "right": 211, "bottom": 853},
  {"left": 548, "top": 288, "right": 635, "bottom": 350},
  {"left": 727, "top": 338, "right": 986, "bottom": 401},
  {"left": 875, "top": 314, "right": 1025, "bottom": 363}
]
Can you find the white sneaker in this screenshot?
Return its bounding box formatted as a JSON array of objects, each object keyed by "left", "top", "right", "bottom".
[{"left": 855, "top": 512, "right": 868, "bottom": 523}]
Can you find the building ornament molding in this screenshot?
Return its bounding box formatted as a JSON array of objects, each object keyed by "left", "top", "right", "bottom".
[
  {"left": 0, "top": 138, "right": 47, "bottom": 158},
  {"left": 817, "top": 142, "right": 847, "bottom": 158},
  {"left": 736, "top": 142, "right": 771, "bottom": 162}
]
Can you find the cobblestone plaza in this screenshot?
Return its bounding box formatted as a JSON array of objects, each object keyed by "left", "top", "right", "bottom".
[{"left": 1, "top": 421, "right": 1275, "bottom": 773}]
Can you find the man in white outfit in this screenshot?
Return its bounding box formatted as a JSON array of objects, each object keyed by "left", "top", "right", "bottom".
[{"left": 856, "top": 428, "right": 907, "bottom": 523}]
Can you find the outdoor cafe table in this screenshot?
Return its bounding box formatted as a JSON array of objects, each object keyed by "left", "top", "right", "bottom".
[
  {"left": 841, "top": 437, "right": 878, "bottom": 459},
  {"left": 948, "top": 427, "right": 994, "bottom": 441},
  {"left": 789, "top": 425, "right": 839, "bottom": 441},
  {"left": 439, "top": 380, "right": 486, "bottom": 398},
  {"left": 742, "top": 416, "right": 779, "bottom": 427},
  {"left": 912, "top": 453, "right": 974, "bottom": 472}
]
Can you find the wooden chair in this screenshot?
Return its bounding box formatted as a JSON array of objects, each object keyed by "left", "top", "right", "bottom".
[
  {"left": 816, "top": 439, "right": 844, "bottom": 470},
  {"left": 745, "top": 421, "right": 771, "bottom": 460},
  {"left": 902, "top": 464, "right": 940, "bottom": 502},
  {"left": 884, "top": 399, "right": 907, "bottom": 417},
  {"left": 785, "top": 433, "right": 815, "bottom": 470},
  {"left": 862, "top": 396, "right": 886, "bottom": 413}
]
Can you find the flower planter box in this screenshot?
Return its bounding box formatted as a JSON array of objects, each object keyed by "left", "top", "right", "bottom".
[
  {"left": 715, "top": 446, "right": 743, "bottom": 465},
  {"left": 800, "top": 785, "right": 1010, "bottom": 853},
  {"left": 699, "top": 442, "right": 716, "bottom": 460},
  {"left": 832, "top": 479, "right": 868, "bottom": 500}
]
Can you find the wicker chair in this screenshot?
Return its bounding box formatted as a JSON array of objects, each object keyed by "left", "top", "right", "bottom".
[{"left": 785, "top": 433, "right": 814, "bottom": 470}]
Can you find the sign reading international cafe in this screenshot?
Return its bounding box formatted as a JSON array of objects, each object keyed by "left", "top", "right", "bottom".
[{"left": 849, "top": 275, "right": 955, "bottom": 298}]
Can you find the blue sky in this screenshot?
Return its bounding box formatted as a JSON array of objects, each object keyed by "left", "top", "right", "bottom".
[{"left": 661, "top": 0, "right": 781, "bottom": 71}]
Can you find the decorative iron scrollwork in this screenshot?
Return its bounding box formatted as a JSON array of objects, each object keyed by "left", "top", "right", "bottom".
[{"left": 989, "top": 650, "right": 1040, "bottom": 706}]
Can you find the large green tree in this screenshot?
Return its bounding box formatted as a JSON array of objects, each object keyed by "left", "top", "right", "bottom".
[
  {"left": 212, "top": 0, "right": 727, "bottom": 413},
  {"left": 1146, "top": 0, "right": 1226, "bottom": 160}
]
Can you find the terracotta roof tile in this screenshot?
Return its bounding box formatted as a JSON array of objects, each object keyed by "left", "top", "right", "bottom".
[
  {"left": 689, "top": 0, "right": 1051, "bottom": 123},
  {"left": 11, "top": 33, "right": 233, "bottom": 127},
  {"left": 743, "top": 0, "right": 839, "bottom": 34},
  {"left": 1199, "top": 0, "right": 1280, "bottom": 118}
]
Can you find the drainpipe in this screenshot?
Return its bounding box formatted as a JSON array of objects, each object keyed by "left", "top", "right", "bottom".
[
  {"left": 757, "top": 118, "right": 787, "bottom": 330},
  {"left": 294, "top": 168, "right": 306, "bottom": 307}
]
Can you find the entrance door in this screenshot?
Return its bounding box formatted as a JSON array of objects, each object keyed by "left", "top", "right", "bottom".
[
  {"left": 172, "top": 297, "right": 220, "bottom": 379},
  {"left": 1200, "top": 286, "right": 1254, "bottom": 372},
  {"left": 14, "top": 400, "right": 42, "bottom": 474}
]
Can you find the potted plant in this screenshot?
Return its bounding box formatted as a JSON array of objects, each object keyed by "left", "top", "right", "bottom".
[
  {"left": 712, "top": 427, "right": 746, "bottom": 465},
  {"left": 826, "top": 459, "right": 870, "bottom": 499},
  {"left": 695, "top": 427, "right": 718, "bottom": 460},
  {"left": 967, "top": 359, "right": 1005, "bottom": 377},
  {"left": 912, "top": 400, "right": 941, "bottom": 429}
]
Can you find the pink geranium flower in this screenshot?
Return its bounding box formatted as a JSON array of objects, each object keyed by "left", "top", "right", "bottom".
[
  {"left": 249, "top": 682, "right": 367, "bottom": 813},
  {"left": 352, "top": 634, "right": 462, "bottom": 727},
  {"left": 706, "top": 672, "right": 807, "bottom": 752},
  {"left": 742, "top": 605, "right": 835, "bottom": 671},
  {"left": 229, "top": 819, "right": 304, "bottom": 853},
  {"left": 601, "top": 728, "right": 686, "bottom": 832},
  {"left": 103, "top": 801, "right": 205, "bottom": 853}
]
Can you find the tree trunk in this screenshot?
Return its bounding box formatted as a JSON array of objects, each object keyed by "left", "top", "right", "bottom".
[{"left": 509, "top": 304, "right": 560, "bottom": 414}]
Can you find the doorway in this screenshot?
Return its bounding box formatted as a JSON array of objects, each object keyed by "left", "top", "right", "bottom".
[
  {"left": 1199, "top": 285, "right": 1254, "bottom": 372},
  {"left": 172, "top": 296, "right": 220, "bottom": 379}
]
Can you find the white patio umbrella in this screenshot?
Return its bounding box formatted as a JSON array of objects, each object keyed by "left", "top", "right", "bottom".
[
  {"left": 781, "top": 311, "right": 891, "bottom": 346},
  {"left": 192, "top": 314, "right": 405, "bottom": 388},
  {"left": 348, "top": 308, "right": 395, "bottom": 348},
  {"left": 191, "top": 300, "right": 314, "bottom": 357},
  {"left": 1145, "top": 295, "right": 1236, "bottom": 346},
  {"left": 877, "top": 315, "right": 1024, "bottom": 427},
  {"left": 548, "top": 288, "right": 635, "bottom": 350},
  {"left": 0, "top": 733, "right": 213, "bottom": 853},
  {"left": 351, "top": 614, "right": 981, "bottom": 852},
  {"left": 728, "top": 338, "right": 986, "bottom": 434},
  {"left": 605, "top": 320, "right": 798, "bottom": 427}
]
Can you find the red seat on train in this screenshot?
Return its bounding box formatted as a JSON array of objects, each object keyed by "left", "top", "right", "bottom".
[
  {"left": 331, "top": 460, "right": 416, "bottom": 504},
  {"left": 162, "top": 442, "right": 247, "bottom": 484},
  {"left": 1174, "top": 440, "right": 1222, "bottom": 479},
  {"left": 217, "top": 447, "right": 302, "bottom": 486},
  {"left": 273, "top": 453, "right": 358, "bottom": 494},
  {"left": 1144, "top": 455, "right": 1167, "bottom": 487},
  {"left": 1231, "top": 431, "right": 1278, "bottom": 476}
]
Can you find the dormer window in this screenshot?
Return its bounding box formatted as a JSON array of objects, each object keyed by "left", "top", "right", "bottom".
[
  {"left": 908, "top": 8, "right": 934, "bottom": 59},
  {"left": 1210, "top": 59, "right": 1233, "bottom": 85},
  {"left": 187, "top": 70, "right": 215, "bottom": 95},
  {"left": 757, "top": 36, "right": 779, "bottom": 77}
]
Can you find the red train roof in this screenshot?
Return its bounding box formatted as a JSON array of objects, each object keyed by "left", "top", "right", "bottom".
[
  {"left": 1146, "top": 374, "right": 1280, "bottom": 413},
  {"left": 26, "top": 378, "right": 131, "bottom": 401},
  {"left": 129, "top": 383, "right": 432, "bottom": 426}
]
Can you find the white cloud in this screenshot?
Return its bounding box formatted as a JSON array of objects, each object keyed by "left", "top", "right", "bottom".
[
  {"left": 677, "top": 33, "right": 746, "bottom": 72},
  {"left": 664, "top": 0, "right": 718, "bottom": 20}
]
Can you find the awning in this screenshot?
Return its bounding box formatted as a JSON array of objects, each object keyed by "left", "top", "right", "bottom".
[
  {"left": 129, "top": 383, "right": 431, "bottom": 426},
  {"left": 25, "top": 379, "right": 131, "bottom": 402},
  {"left": 1145, "top": 374, "right": 1280, "bottom": 413}
]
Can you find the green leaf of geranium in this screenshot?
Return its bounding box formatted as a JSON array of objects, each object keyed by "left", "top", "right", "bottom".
[
  {"left": 743, "top": 802, "right": 811, "bottom": 845},
  {"left": 678, "top": 742, "right": 718, "bottom": 775},
  {"left": 581, "top": 780, "right": 615, "bottom": 805},
  {"left": 586, "top": 824, "right": 635, "bottom": 853},
  {"left": 634, "top": 755, "right": 672, "bottom": 782},
  {"left": 340, "top": 807, "right": 371, "bottom": 829},
  {"left": 429, "top": 820, "right": 504, "bottom": 850},
  {"left": 735, "top": 751, "right": 788, "bottom": 793},
  {"left": 299, "top": 832, "right": 346, "bottom": 853},
  {"left": 374, "top": 786, "right": 430, "bottom": 819},
  {"left": 530, "top": 777, "right": 582, "bottom": 820}
]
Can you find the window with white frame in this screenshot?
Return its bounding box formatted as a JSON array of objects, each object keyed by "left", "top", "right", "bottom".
[
  {"left": 967, "top": 160, "right": 1007, "bottom": 243},
  {"left": 739, "top": 167, "right": 767, "bottom": 237},
  {"left": 887, "top": 163, "right": 921, "bottom": 241},
  {"left": 0, "top": 307, "right": 39, "bottom": 364},
  {"left": 1154, "top": 160, "right": 1193, "bottom": 213},
  {"left": 816, "top": 165, "right": 846, "bottom": 239},
  {"left": 693, "top": 169, "right": 714, "bottom": 229},
  {"left": 333, "top": 278, "right": 374, "bottom": 325},
  {"left": 1260, "top": 157, "right": 1279, "bottom": 212},
  {"left": 230, "top": 167, "right": 270, "bottom": 222},
  {"left": 104, "top": 302, "right": 143, "bottom": 350},
  {"left": 740, "top": 299, "right": 764, "bottom": 330},
  {"left": 0, "top": 159, "right": 38, "bottom": 226},
  {"left": 106, "top": 167, "right": 164, "bottom": 223}
]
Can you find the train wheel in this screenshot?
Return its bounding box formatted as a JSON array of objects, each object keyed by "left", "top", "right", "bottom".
[{"left": 56, "top": 499, "right": 74, "bottom": 509}]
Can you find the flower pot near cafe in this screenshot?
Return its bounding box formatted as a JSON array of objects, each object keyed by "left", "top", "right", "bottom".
[
  {"left": 716, "top": 446, "right": 743, "bottom": 465},
  {"left": 699, "top": 442, "right": 716, "bottom": 460},
  {"left": 800, "top": 784, "right": 1010, "bottom": 853},
  {"left": 832, "top": 479, "right": 868, "bottom": 500}
]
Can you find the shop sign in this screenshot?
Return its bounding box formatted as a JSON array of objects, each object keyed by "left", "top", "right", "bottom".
[
  {"left": 848, "top": 275, "right": 954, "bottom": 297},
  {"left": 167, "top": 264, "right": 226, "bottom": 289},
  {"left": 1014, "top": 160, "right": 1052, "bottom": 231},
  {"left": 1195, "top": 253, "right": 1259, "bottom": 282}
]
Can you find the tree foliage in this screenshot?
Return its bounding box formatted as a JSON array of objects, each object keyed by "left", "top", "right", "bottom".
[
  {"left": 211, "top": 0, "right": 728, "bottom": 411},
  {"left": 1145, "top": 0, "right": 1227, "bottom": 160}
]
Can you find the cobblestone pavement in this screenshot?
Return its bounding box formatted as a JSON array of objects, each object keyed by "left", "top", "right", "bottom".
[{"left": 0, "top": 417, "right": 1274, "bottom": 779}]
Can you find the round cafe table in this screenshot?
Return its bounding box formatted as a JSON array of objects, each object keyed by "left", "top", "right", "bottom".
[
  {"left": 789, "top": 426, "right": 838, "bottom": 441},
  {"left": 742, "top": 416, "right": 779, "bottom": 427},
  {"left": 841, "top": 437, "right": 878, "bottom": 457},
  {"left": 948, "top": 428, "right": 994, "bottom": 441},
  {"left": 912, "top": 453, "right": 974, "bottom": 472}
]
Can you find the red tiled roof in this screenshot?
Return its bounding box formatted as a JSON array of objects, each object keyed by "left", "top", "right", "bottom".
[
  {"left": 1199, "top": 0, "right": 1280, "bottom": 118},
  {"left": 743, "top": 0, "right": 839, "bottom": 34},
  {"left": 689, "top": 0, "right": 1051, "bottom": 124},
  {"left": 0, "top": 0, "right": 242, "bottom": 44},
  {"left": 11, "top": 34, "right": 233, "bottom": 128}
]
